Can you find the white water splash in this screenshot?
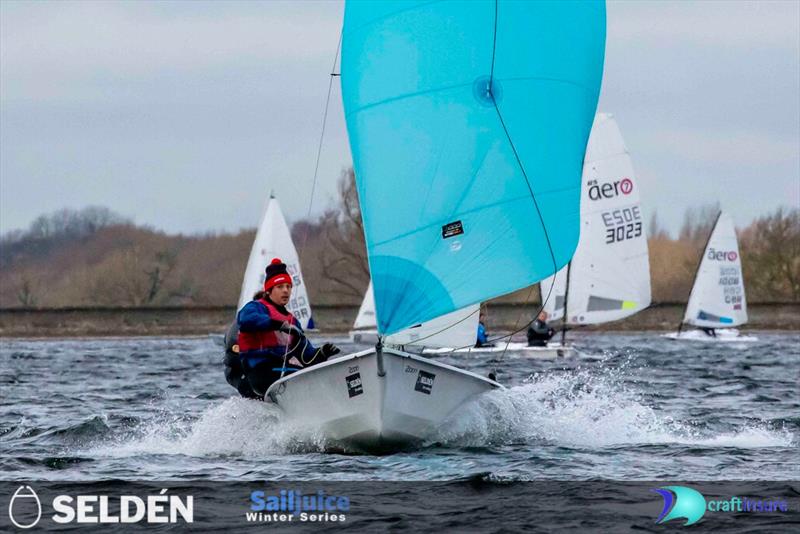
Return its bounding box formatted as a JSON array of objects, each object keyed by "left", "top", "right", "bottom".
[
  {"left": 87, "top": 397, "right": 330, "bottom": 458},
  {"left": 433, "top": 366, "right": 794, "bottom": 449}
]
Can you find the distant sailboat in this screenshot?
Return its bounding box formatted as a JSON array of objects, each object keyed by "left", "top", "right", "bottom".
[
  {"left": 349, "top": 282, "right": 378, "bottom": 344},
  {"left": 350, "top": 280, "right": 480, "bottom": 348},
  {"left": 665, "top": 212, "right": 755, "bottom": 342},
  {"left": 238, "top": 193, "right": 314, "bottom": 328},
  {"left": 541, "top": 112, "right": 651, "bottom": 349},
  {"left": 266, "top": 0, "right": 606, "bottom": 451}
]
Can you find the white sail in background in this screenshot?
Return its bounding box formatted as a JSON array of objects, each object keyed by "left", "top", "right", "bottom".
[
  {"left": 237, "top": 194, "right": 313, "bottom": 329},
  {"left": 353, "top": 280, "right": 479, "bottom": 349},
  {"left": 540, "top": 113, "right": 651, "bottom": 325},
  {"left": 540, "top": 267, "right": 567, "bottom": 322},
  {"left": 684, "top": 212, "right": 747, "bottom": 328},
  {"left": 352, "top": 282, "right": 377, "bottom": 331}
]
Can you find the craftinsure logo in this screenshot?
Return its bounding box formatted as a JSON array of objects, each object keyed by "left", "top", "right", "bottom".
[
  {"left": 652, "top": 485, "right": 789, "bottom": 526},
  {"left": 7, "top": 485, "right": 193, "bottom": 527}
]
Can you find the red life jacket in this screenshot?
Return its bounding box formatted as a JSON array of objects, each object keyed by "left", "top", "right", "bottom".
[{"left": 238, "top": 298, "right": 297, "bottom": 353}]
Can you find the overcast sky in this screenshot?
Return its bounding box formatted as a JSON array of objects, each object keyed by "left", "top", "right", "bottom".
[{"left": 1, "top": 0, "right": 798, "bottom": 237}]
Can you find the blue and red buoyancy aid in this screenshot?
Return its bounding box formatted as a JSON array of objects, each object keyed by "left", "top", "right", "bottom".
[{"left": 237, "top": 298, "right": 298, "bottom": 354}]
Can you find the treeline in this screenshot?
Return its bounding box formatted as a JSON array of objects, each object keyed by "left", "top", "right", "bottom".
[{"left": 1, "top": 177, "right": 798, "bottom": 308}]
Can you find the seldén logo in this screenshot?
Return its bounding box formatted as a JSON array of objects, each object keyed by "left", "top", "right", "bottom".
[
  {"left": 588, "top": 178, "right": 633, "bottom": 201},
  {"left": 8, "top": 485, "right": 42, "bottom": 529},
  {"left": 653, "top": 486, "right": 707, "bottom": 526},
  {"left": 7, "top": 485, "right": 193, "bottom": 526}
]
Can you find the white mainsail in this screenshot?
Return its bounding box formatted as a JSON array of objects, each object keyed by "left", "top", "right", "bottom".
[
  {"left": 353, "top": 281, "right": 479, "bottom": 349},
  {"left": 540, "top": 113, "right": 651, "bottom": 325},
  {"left": 237, "top": 194, "right": 313, "bottom": 328},
  {"left": 683, "top": 212, "right": 748, "bottom": 328}
]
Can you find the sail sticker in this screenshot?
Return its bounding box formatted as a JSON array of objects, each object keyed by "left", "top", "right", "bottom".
[
  {"left": 414, "top": 370, "right": 436, "bottom": 395},
  {"left": 441, "top": 221, "right": 464, "bottom": 239},
  {"left": 346, "top": 373, "right": 363, "bottom": 398}
]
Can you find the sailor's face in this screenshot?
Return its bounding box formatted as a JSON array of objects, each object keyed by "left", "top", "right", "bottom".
[{"left": 271, "top": 283, "right": 292, "bottom": 305}]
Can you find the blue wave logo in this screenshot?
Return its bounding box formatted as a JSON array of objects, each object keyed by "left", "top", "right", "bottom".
[{"left": 652, "top": 486, "right": 707, "bottom": 526}]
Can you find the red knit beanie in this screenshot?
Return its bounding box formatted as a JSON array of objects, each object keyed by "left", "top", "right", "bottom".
[{"left": 264, "top": 258, "right": 292, "bottom": 291}]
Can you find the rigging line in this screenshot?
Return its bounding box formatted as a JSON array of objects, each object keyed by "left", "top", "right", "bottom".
[
  {"left": 298, "top": 28, "right": 344, "bottom": 259},
  {"left": 487, "top": 0, "right": 559, "bottom": 368},
  {"left": 282, "top": 27, "right": 342, "bottom": 380}
]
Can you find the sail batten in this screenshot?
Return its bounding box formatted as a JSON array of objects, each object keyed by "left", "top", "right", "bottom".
[{"left": 342, "top": 0, "right": 605, "bottom": 335}]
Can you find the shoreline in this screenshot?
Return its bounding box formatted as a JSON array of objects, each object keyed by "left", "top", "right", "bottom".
[{"left": 1, "top": 303, "right": 797, "bottom": 338}]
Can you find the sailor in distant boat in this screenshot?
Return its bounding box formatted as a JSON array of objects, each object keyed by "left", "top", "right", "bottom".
[
  {"left": 527, "top": 310, "right": 556, "bottom": 347},
  {"left": 475, "top": 310, "right": 494, "bottom": 348},
  {"left": 225, "top": 258, "right": 340, "bottom": 399},
  {"left": 700, "top": 327, "right": 717, "bottom": 338}
]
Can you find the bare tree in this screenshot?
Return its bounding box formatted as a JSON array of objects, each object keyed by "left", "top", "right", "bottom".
[
  {"left": 740, "top": 207, "right": 800, "bottom": 301},
  {"left": 318, "top": 168, "right": 369, "bottom": 299}
]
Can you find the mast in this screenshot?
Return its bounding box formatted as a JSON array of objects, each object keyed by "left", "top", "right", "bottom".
[
  {"left": 678, "top": 211, "right": 722, "bottom": 333},
  {"left": 560, "top": 260, "right": 572, "bottom": 345}
]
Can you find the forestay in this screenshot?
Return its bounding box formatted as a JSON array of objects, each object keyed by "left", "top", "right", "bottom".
[
  {"left": 237, "top": 195, "right": 314, "bottom": 328},
  {"left": 341, "top": 0, "right": 606, "bottom": 334},
  {"left": 684, "top": 212, "right": 748, "bottom": 328}
]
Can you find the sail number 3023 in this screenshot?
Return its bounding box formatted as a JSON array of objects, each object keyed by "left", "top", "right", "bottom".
[{"left": 602, "top": 207, "right": 642, "bottom": 244}]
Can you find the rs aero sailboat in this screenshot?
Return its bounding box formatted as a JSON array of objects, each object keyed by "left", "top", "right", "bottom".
[
  {"left": 385, "top": 113, "right": 651, "bottom": 361},
  {"left": 266, "top": 0, "right": 606, "bottom": 451},
  {"left": 541, "top": 113, "right": 652, "bottom": 351},
  {"left": 665, "top": 212, "right": 756, "bottom": 342}
]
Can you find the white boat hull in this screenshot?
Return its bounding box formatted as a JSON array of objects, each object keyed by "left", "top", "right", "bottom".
[
  {"left": 265, "top": 348, "right": 501, "bottom": 452},
  {"left": 663, "top": 328, "right": 758, "bottom": 342},
  {"left": 423, "top": 342, "right": 575, "bottom": 359}
]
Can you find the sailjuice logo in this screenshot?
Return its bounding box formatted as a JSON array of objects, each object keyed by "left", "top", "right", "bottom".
[
  {"left": 248, "top": 489, "right": 348, "bottom": 523},
  {"left": 653, "top": 486, "right": 707, "bottom": 526}
]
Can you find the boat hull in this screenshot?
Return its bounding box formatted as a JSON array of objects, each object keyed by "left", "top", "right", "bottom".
[
  {"left": 423, "top": 342, "right": 576, "bottom": 359},
  {"left": 663, "top": 328, "right": 758, "bottom": 342},
  {"left": 265, "top": 348, "right": 501, "bottom": 452}
]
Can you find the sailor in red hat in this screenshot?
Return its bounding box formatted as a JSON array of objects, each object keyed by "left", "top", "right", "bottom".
[{"left": 234, "top": 258, "right": 340, "bottom": 398}]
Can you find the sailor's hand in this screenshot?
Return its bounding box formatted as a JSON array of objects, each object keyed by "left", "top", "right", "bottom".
[
  {"left": 321, "top": 343, "right": 341, "bottom": 358},
  {"left": 279, "top": 321, "right": 303, "bottom": 336}
]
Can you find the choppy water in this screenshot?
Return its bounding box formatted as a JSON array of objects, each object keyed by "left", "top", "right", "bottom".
[{"left": 1, "top": 332, "right": 798, "bottom": 481}]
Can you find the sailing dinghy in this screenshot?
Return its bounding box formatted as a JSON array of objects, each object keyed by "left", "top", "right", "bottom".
[
  {"left": 665, "top": 212, "right": 755, "bottom": 341},
  {"left": 350, "top": 280, "right": 480, "bottom": 348},
  {"left": 267, "top": 0, "right": 606, "bottom": 451},
  {"left": 238, "top": 193, "right": 314, "bottom": 327},
  {"left": 349, "top": 282, "right": 379, "bottom": 344},
  {"left": 539, "top": 113, "right": 652, "bottom": 356}
]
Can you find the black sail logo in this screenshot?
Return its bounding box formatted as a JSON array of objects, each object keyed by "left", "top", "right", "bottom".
[{"left": 8, "top": 485, "right": 42, "bottom": 529}]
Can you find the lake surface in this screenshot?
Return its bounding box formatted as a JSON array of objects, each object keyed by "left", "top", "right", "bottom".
[{"left": 1, "top": 332, "right": 797, "bottom": 481}]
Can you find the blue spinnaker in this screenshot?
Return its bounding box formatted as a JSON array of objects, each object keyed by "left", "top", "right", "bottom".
[{"left": 341, "top": 0, "right": 606, "bottom": 335}]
